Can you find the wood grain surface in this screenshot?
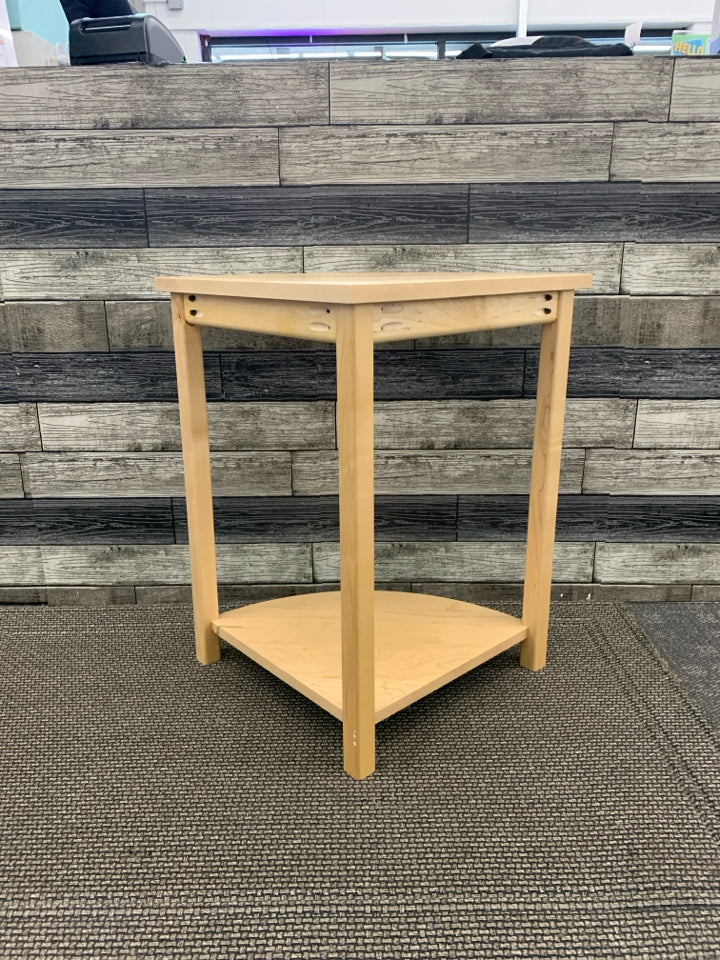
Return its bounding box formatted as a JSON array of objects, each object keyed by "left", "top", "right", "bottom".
[
  {"left": 634, "top": 400, "right": 720, "bottom": 448},
  {"left": 621, "top": 244, "right": 720, "bottom": 296},
  {"left": 0, "top": 405, "right": 41, "bottom": 452},
  {"left": 3, "top": 301, "right": 110, "bottom": 352},
  {"left": 584, "top": 450, "right": 720, "bottom": 495},
  {"left": 0, "top": 456, "right": 24, "bottom": 499},
  {"left": 0, "top": 499, "right": 174, "bottom": 544},
  {"left": 594, "top": 543, "right": 720, "bottom": 583},
  {"left": 670, "top": 60, "right": 720, "bottom": 121},
  {"left": 612, "top": 122, "right": 720, "bottom": 182}
]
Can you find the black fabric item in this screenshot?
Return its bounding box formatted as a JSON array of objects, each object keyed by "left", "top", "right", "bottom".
[
  {"left": 60, "top": 0, "right": 135, "bottom": 23},
  {"left": 457, "top": 35, "right": 632, "bottom": 59}
]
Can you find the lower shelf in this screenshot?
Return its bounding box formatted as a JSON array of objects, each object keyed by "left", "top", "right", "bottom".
[{"left": 213, "top": 590, "right": 527, "bottom": 722}]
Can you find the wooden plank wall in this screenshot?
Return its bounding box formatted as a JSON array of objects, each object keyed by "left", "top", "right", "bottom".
[{"left": 1, "top": 59, "right": 719, "bottom": 605}]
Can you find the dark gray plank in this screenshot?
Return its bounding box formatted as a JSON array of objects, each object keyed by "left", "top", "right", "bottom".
[
  {"left": 0, "top": 499, "right": 174, "bottom": 544},
  {"left": 146, "top": 185, "right": 468, "bottom": 246},
  {"left": 0, "top": 63, "right": 328, "bottom": 129},
  {"left": 330, "top": 60, "right": 672, "bottom": 123},
  {"left": 3, "top": 353, "right": 221, "bottom": 402},
  {"left": 670, "top": 61, "right": 720, "bottom": 121},
  {"left": 458, "top": 495, "right": 720, "bottom": 542},
  {"left": 584, "top": 451, "right": 720, "bottom": 495},
  {"left": 524, "top": 349, "right": 720, "bottom": 399},
  {"left": 622, "top": 244, "right": 720, "bottom": 296},
  {"left": 221, "top": 350, "right": 525, "bottom": 401},
  {"left": 46, "top": 586, "right": 137, "bottom": 605},
  {"left": 173, "top": 495, "right": 457, "bottom": 543},
  {"left": 611, "top": 122, "right": 720, "bottom": 182},
  {"left": 0, "top": 190, "right": 146, "bottom": 248},
  {"left": 594, "top": 543, "right": 720, "bottom": 584},
  {"left": 3, "top": 301, "right": 109, "bottom": 351}
]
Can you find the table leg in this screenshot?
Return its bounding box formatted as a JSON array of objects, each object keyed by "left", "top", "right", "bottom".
[
  {"left": 521, "top": 291, "right": 574, "bottom": 671},
  {"left": 171, "top": 293, "right": 220, "bottom": 665},
  {"left": 336, "top": 304, "right": 376, "bottom": 779}
]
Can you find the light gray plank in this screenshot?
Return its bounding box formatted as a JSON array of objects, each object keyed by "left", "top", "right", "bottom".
[
  {"left": 304, "top": 244, "right": 617, "bottom": 294},
  {"left": 634, "top": 401, "right": 720, "bottom": 448},
  {"left": 0, "top": 455, "right": 24, "bottom": 498},
  {"left": 621, "top": 244, "right": 720, "bottom": 295},
  {"left": 313, "top": 541, "right": 593, "bottom": 582},
  {"left": 330, "top": 60, "right": 672, "bottom": 124},
  {"left": 584, "top": 450, "right": 720, "bottom": 495},
  {"left": 134, "top": 583, "right": 375, "bottom": 605},
  {"left": 0, "top": 63, "right": 328, "bottom": 129},
  {"left": 0, "top": 548, "right": 44, "bottom": 585},
  {"left": 0, "top": 129, "right": 279, "bottom": 189},
  {"left": 0, "top": 587, "right": 47, "bottom": 603},
  {"left": 0, "top": 405, "right": 41, "bottom": 452},
  {"left": 20, "top": 452, "right": 292, "bottom": 498},
  {"left": 40, "top": 544, "right": 311, "bottom": 586},
  {"left": 691, "top": 585, "right": 720, "bottom": 599},
  {"left": 595, "top": 543, "right": 720, "bottom": 584},
  {"left": 293, "top": 449, "right": 585, "bottom": 496},
  {"left": 0, "top": 304, "right": 6, "bottom": 350},
  {"left": 3, "top": 301, "right": 109, "bottom": 352},
  {"left": 623, "top": 296, "right": 720, "bottom": 347},
  {"left": 105, "top": 300, "right": 334, "bottom": 351},
  {"left": 46, "top": 586, "right": 137, "bottom": 605},
  {"left": 670, "top": 60, "right": 720, "bottom": 121},
  {"left": 280, "top": 124, "right": 614, "bottom": 185},
  {"left": 37, "top": 402, "right": 335, "bottom": 452},
  {"left": 411, "top": 582, "right": 693, "bottom": 602},
  {"left": 0, "top": 248, "right": 301, "bottom": 300},
  {"left": 374, "top": 400, "right": 635, "bottom": 450},
  {"left": 612, "top": 122, "right": 720, "bottom": 182}
]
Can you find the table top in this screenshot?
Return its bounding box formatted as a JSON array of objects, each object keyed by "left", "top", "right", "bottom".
[{"left": 155, "top": 271, "right": 593, "bottom": 303}]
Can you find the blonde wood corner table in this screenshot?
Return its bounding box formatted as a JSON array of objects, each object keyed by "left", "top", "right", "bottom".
[{"left": 155, "top": 270, "right": 592, "bottom": 780}]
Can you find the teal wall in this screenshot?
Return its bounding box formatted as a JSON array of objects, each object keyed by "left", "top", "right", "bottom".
[{"left": 7, "top": 0, "right": 69, "bottom": 46}]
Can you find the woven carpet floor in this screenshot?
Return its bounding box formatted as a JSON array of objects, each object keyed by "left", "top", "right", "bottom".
[{"left": 1, "top": 602, "right": 719, "bottom": 959}]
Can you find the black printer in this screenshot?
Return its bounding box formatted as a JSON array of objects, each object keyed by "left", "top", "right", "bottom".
[{"left": 69, "top": 14, "right": 185, "bottom": 65}]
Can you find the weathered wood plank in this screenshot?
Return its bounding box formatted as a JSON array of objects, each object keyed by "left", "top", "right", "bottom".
[
  {"left": 0, "top": 63, "right": 328, "bottom": 129},
  {"left": 3, "top": 301, "right": 110, "bottom": 351},
  {"left": 612, "top": 122, "right": 720, "bottom": 182},
  {"left": 594, "top": 543, "right": 720, "bottom": 583},
  {"left": 313, "top": 541, "right": 593, "bottom": 582},
  {"left": 173, "top": 495, "right": 457, "bottom": 542},
  {"left": 46, "top": 586, "right": 137, "bottom": 605},
  {"left": 0, "top": 499, "right": 174, "bottom": 544},
  {"left": 37, "top": 402, "right": 336, "bottom": 451},
  {"left": 0, "top": 190, "right": 147, "bottom": 248},
  {"left": 0, "top": 404, "right": 41, "bottom": 452},
  {"left": 0, "top": 456, "right": 24, "bottom": 498},
  {"left": 39, "top": 544, "right": 312, "bottom": 585},
  {"left": 634, "top": 400, "right": 720, "bottom": 448},
  {"left": 330, "top": 60, "right": 672, "bottom": 123},
  {"left": 0, "top": 547, "right": 44, "bottom": 585},
  {"left": 3, "top": 353, "right": 221, "bottom": 402},
  {"left": 411, "top": 582, "right": 693, "bottom": 602},
  {"left": 458, "top": 494, "right": 720, "bottom": 542},
  {"left": 524, "top": 349, "right": 720, "bottom": 399},
  {"left": 622, "top": 244, "right": 720, "bottom": 296},
  {"left": 0, "top": 129, "right": 280, "bottom": 190},
  {"left": 20, "top": 452, "right": 292, "bottom": 498},
  {"left": 670, "top": 60, "right": 720, "bottom": 121},
  {"left": 303, "top": 244, "right": 617, "bottom": 293},
  {"left": 292, "top": 449, "right": 585, "bottom": 495},
  {"left": 146, "top": 185, "right": 468, "bottom": 246},
  {"left": 134, "top": 583, "right": 408, "bottom": 605},
  {"left": 0, "top": 248, "right": 301, "bottom": 300},
  {"left": 221, "top": 349, "right": 525, "bottom": 401},
  {"left": 584, "top": 451, "right": 720, "bottom": 495},
  {"left": 691, "top": 585, "right": 720, "bottom": 599},
  {"left": 280, "top": 124, "right": 614, "bottom": 185},
  {"left": 0, "top": 587, "right": 47, "bottom": 604}
]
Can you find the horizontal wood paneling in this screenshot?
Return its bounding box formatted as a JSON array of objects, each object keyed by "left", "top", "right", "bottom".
[
  {"left": 0, "top": 129, "right": 280, "bottom": 190},
  {"left": 221, "top": 350, "right": 525, "bottom": 401},
  {"left": 374, "top": 399, "right": 635, "bottom": 449},
  {"left": 3, "top": 301, "right": 110, "bottom": 352},
  {"left": 594, "top": 543, "right": 720, "bottom": 583},
  {"left": 174, "top": 495, "right": 457, "bottom": 542},
  {"left": 458, "top": 495, "right": 720, "bottom": 542},
  {"left": 330, "top": 60, "right": 672, "bottom": 123},
  {"left": 45, "top": 586, "right": 137, "bottom": 605},
  {"left": 4, "top": 353, "right": 221, "bottom": 403},
  {"left": 0, "top": 405, "right": 41, "bottom": 452},
  {"left": 39, "top": 544, "right": 311, "bottom": 586},
  {"left": 20, "top": 452, "right": 292, "bottom": 498},
  {"left": 621, "top": 244, "right": 720, "bottom": 296},
  {"left": 313, "top": 541, "right": 593, "bottom": 582},
  {"left": 303, "top": 244, "right": 617, "bottom": 293},
  {"left": 145, "top": 185, "right": 469, "bottom": 246},
  {"left": 37, "top": 402, "right": 335, "bottom": 451},
  {"left": 691, "top": 585, "right": 720, "bottom": 599},
  {"left": 0, "top": 456, "right": 24, "bottom": 499},
  {"left": 524, "top": 349, "right": 720, "bottom": 399},
  {"left": 0, "top": 547, "right": 43, "bottom": 585},
  {"left": 634, "top": 401, "right": 720, "bottom": 448},
  {"left": 670, "top": 61, "right": 720, "bottom": 121},
  {"left": 0, "top": 499, "right": 174, "bottom": 544},
  {"left": 584, "top": 451, "right": 720, "bottom": 495},
  {"left": 611, "top": 122, "right": 720, "bottom": 182},
  {"left": 411, "top": 582, "right": 693, "bottom": 602},
  {"left": 0, "top": 190, "right": 147, "bottom": 248},
  {"left": 0, "top": 63, "right": 328, "bottom": 130},
  {"left": 0, "top": 248, "right": 301, "bottom": 300},
  {"left": 292, "top": 449, "right": 585, "bottom": 495},
  {"left": 280, "top": 124, "right": 614, "bottom": 185}
]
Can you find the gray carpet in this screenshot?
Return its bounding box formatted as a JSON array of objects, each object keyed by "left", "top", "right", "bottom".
[{"left": 1, "top": 602, "right": 719, "bottom": 959}]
